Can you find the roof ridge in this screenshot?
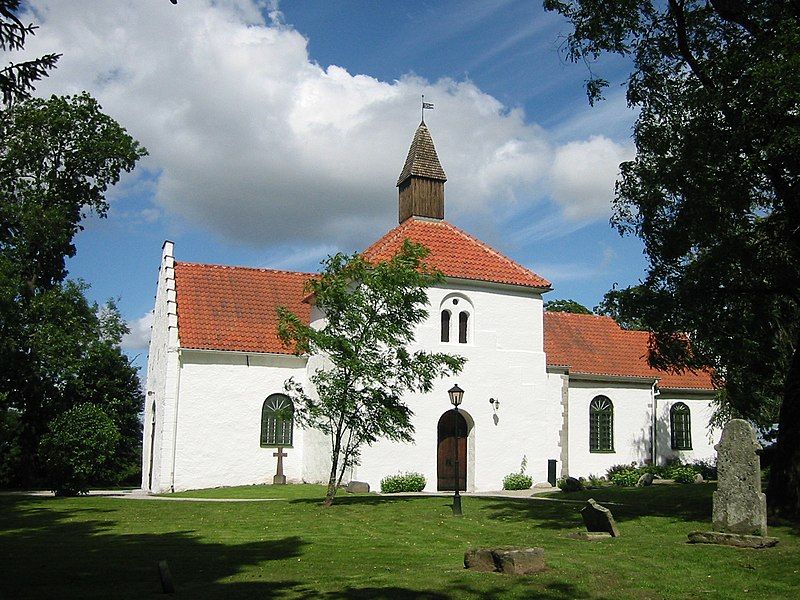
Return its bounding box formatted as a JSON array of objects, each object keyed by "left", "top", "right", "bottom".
[{"left": 175, "top": 261, "right": 315, "bottom": 277}]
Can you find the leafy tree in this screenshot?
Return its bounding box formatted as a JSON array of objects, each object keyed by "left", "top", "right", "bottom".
[
  {"left": 0, "top": 0, "right": 60, "bottom": 107},
  {"left": 544, "top": 298, "right": 592, "bottom": 314},
  {"left": 278, "top": 241, "right": 466, "bottom": 506},
  {"left": 0, "top": 93, "right": 147, "bottom": 487},
  {"left": 593, "top": 285, "right": 646, "bottom": 330},
  {"left": 543, "top": 1, "right": 800, "bottom": 515},
  {"left": 38, "top": 403, "right": 120, "bottom": 496}
]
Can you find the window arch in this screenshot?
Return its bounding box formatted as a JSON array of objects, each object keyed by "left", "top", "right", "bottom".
[
  {"left": 589, "top": 396, "right": 614, "bottom": 452},
  {"left": 670, "top": 402, "right": 692, "bottom": 450},
  {"left": 458, "top": 311, "right": 469, "bottom": 344},
  {"left": 261, "top": 393, "right": 294, "bottom": 447},
  {"left": 441, "top": 310, "right": 451, "bottom": 342}
]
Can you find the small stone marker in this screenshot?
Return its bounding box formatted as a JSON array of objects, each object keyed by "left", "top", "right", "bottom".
[
  {"left": 693, "top": 473, "right": 704, "bottom": 484},
  {"left": 464, "top": 547, "right": 545, "bottom": 575},
  {"left": 273, "top": 447, "right": 287, "bottom": 485},
  {"left": 688, "top": 419, "right": 779, "bottom": 548},
  {"left": 158, "top": 559, "right": 175, "bottom": 594},
  {"left": 567, "top": 531, "right": 612, "bottom": 541},
  {"left": 346, "top": 480, "right": 370, "bottom": 494},
  {"left": 636, "top": 473, "right": 654, "bottom": 487},
  {"left": 581, "top": 498, "right": 620, "bottom": 537},
  {"left": 562, "top": 477, "right": 582, "bottom": 492}
]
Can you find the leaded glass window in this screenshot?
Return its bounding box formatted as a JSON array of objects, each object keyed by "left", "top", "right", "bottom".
[
  {"left": 261, "top": 394, "right": 294, "bottom": 447},
  {"left": 589, "top": 396, "right": 614, "bottom": 452},
  {"left": 670, "top": 402, "right": 692, "bottom": 450}
]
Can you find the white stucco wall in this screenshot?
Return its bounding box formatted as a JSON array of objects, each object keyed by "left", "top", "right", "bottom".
[
  {"left": 566, "top": 378, "right": 719, "bottom": 478},
  {"left": 353, "top": 280, "right": 562, "bottom": 492},
  {"left": 166, "top": 350, "right": 312, "bottom": 492}
]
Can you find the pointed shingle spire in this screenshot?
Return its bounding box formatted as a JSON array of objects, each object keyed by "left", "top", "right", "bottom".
[{"left": 397, "top": 122, "right": 447, "bottom": 223}]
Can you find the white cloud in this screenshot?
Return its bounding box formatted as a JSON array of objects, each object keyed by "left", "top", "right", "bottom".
[
  {"left": 549, "top": 136, "right": 634, "bottom": 220},
  {"left": 122, "top": 311, "right": 153, "bottom": 351},
  {"left": 13, "top": 0, "right": 632, "bottom": 246}
]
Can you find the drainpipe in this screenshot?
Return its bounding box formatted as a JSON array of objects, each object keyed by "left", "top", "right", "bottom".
[
  {"left": 170, "top": 349, "right": 183, "bottom": 493},
  {"left": 651, "top": 381, "right": 660, "bottom": 465}
]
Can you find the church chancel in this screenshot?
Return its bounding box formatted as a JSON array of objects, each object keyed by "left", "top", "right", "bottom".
[{"left": 142, "top": 122, "right": 719, "bottom": 493}]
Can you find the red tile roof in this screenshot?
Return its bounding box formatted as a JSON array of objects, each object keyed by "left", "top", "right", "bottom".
[
  {"left": 174, "top": 262, "right": 312, "bottom": 355},
  {"left": 543, "top": 312, "right": 715, "bottom": 390},
  {"left": 361, "top": 218, "right": 551, "bottom": 289}
]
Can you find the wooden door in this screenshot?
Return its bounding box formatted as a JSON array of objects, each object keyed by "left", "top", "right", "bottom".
[{"left": 437, "top": 410, "right": 467, "bottom": 491}]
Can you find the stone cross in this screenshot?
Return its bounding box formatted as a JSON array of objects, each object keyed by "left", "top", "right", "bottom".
[
  {"left": 712, "top": 419, "right": 767, "bottom": 536},
  {"left": 273, "top": 447, "right": 287, "bottom": 485}
]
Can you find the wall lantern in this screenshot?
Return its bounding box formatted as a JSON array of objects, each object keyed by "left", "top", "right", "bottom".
[{"left": 448, "top": 384, "right": 464, "bottom": 407}]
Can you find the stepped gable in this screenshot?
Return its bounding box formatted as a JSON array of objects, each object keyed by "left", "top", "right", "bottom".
[
  {"left": 174, "top": 262, "right": 312, "bottom": 354},
  {"left": 543, "top": 311, "right": 715, "bottom": 390},
  {"left": 362, "top": 217, "right": 551, "bottom": 289}
]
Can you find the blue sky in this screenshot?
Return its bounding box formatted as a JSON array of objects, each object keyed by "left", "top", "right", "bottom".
[{"left": 12, "top": 0, "right": 648, "bottom": 371}]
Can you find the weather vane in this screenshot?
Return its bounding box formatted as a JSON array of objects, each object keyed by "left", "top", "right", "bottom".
[{"left": 421, "top": 94, "right": 434, "bottom": 123}]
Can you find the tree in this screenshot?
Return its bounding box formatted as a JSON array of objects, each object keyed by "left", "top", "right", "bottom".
[
  {"left": 0, "top": 0, "right": 60, "bottom": 107},
  {"left": 278, "top": 241, "right": 466, "bottom": 506},
  {"left": 0, "top": 93, "right": 147, "bottom": 487},
  {"left": 543, "top": 1, "right": 800, "bottom": 516},
  {"left": 544, "top": 298, "right": 592, "bottom": 314}
]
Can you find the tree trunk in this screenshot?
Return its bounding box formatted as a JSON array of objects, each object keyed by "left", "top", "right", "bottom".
[
  {"left": 767, "top": 341, "right": 800, "bottom": 518},
  {"left": 323, "top": 434, "right": 342, "bottom": 507}
]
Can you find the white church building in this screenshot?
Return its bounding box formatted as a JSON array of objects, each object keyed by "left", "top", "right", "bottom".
[{"left": 141, "top": 122, "right": 718, "bottom": 494}]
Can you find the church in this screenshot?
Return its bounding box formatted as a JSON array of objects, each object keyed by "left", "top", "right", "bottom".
[{"left": 141, "top": 122, "right": 718, "bottom": 494}]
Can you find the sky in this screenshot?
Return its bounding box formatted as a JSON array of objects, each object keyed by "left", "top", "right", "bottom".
[{"left": 10, "top": 0, "right": 648, "bottom": 372}]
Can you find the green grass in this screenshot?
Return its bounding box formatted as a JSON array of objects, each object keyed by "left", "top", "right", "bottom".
[{"left": 1, "top": 484, "right": 798, "bottom": 599}]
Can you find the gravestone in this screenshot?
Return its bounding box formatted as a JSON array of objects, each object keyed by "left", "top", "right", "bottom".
[
  {"left": 636, "top": 473, "right": 654, "bottom": 487},
  {"left": 712, "top": 420, "right": 766, "bottom": 536},
  {"left": 688, "top": 419, "right": 778, "bottom": 548},
  {"left": 273, "top": 448, "right": 287, "bottom": 485},
  {"left": 580, "top": 499, "right": 620, "bottom": 537}
]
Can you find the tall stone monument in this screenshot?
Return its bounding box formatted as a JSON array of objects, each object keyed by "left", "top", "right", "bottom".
[{"left": 688, "top": 419, "right": 778, "bottom": 548}]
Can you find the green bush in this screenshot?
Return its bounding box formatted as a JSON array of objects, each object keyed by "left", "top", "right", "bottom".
[
  {"left": 689, "top": 459, "right": 717, "bottom": 480},
  {"left": 670, "top": 466, "right": 698, "bottom": 484},
  {"left": 557, "top": 476, "right": 584, "bottom": 492},
  {"left": 610, "top": 468, "right": 641, "bottom": 487},
  {"left": 380, "top": 472, "right": 426, "bottom": 493},
  {"left": 38, "top": 404, "right": 120, "bottom": 496},
  {"left": 606, "top": 462, "right": 638, "bottom": 479},
  {"left": 502, "top": 472, "right": 533, "bottom": 490},
  {"left": 585, "top": 474, "right": 606, "bottom": 488}
]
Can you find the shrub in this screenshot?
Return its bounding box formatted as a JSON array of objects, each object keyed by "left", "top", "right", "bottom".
[
  {"left": 502, "top": 472, "right": 533, "bottom": 490},
  {"left": 638, "top": 463, "right": 666, "bottom": 478},
  {"left": 585, "top": 474, "right": 606, "bottom": 488},
  {"left": 671, "top": 466, "right": 698, "bottom": 484},
  {"left": 380, "top": 472, "right": 426, "bottom": 493},
  {"left": 610, "top": 468, "right": 641, "bottom": 487},
  {"left": 606, "top": 462, "right": 638, "bottom": 479},
  {"left": 689, "top": 459, "right": 717, "bottom": 480},
  {"left": 38, "top": 404, "right": 120, "bottom": 496}
]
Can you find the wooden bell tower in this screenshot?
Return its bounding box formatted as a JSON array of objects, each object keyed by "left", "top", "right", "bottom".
[{"left": 397, "top": 122, "right": 447, "bottom": 223}]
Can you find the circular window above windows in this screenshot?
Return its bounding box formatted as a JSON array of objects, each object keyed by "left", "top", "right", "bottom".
[{"left": 453, "top": 299, "right": 459, "bottom": 305}]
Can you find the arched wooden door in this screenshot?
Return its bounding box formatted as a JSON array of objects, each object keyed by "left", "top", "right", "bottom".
[{"left": 437, "top": 410, "right": 467, "bottom": 491}]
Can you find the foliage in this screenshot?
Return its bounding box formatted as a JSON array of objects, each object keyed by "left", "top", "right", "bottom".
[
  {"left": 502, "top": 473, "right": 533, "bottom": 490},
  {"left": 544, "top": 298, "right": 592, "bottom": 314},
  {"left": 610, "top": 468, "right": 641, "bottom": 487},
  {"left": 503, "top": 454, "right": 533, "bottom": 489},
  {"left": 380, "top": 472, "right": 426, "bottom": 493},
  {"left": 0, "top": 1, "right": 60, "bottom": 107},
  {"left": 671, "top": 466, "right": 698, "bottom": 484},
  {"left": 38, "top": 403, "right": 120, "bottom": 496},
  {"left": 543, "top": 0, "right": 800, "bottom": 516},
  {"left": 585, "top": 474, "right": 606, "bottom": 489},
  {"left": 278, "top": 240, "right": 465, "bottom": 506},
  {"left": 0, "top": 93, "right": 146, "bottom": 487}
]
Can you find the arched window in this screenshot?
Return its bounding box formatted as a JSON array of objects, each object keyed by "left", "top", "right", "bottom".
[
  {"left": 670, "top": 402, "right": 692, "bottom": 450},
  {"left": 589, "top": 396, "right": 614, "bottom": 452},
  {"left": 459, "top": 311, "right": 469, "bottom": 344},
  {"left": 261, "top": 394, "right": 294, "bottom": 447},
  {"left": 441, "top": 310, "right": 451, "bottom": 342}
]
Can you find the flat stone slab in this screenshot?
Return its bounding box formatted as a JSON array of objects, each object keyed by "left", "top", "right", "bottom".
[
  {"left": 688, "top": 531, "right": 779, "bottom": 549},
  {"left": 566, "top": 531, "right": 613, "bottom": 541},
  {"left": 465, "top": 547, "right": 545, "bottom": 575}
]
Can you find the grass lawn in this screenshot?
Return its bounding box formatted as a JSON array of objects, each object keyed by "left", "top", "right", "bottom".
[{"left": 1, "top": 484, "right": 798, "bottom": 599}]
